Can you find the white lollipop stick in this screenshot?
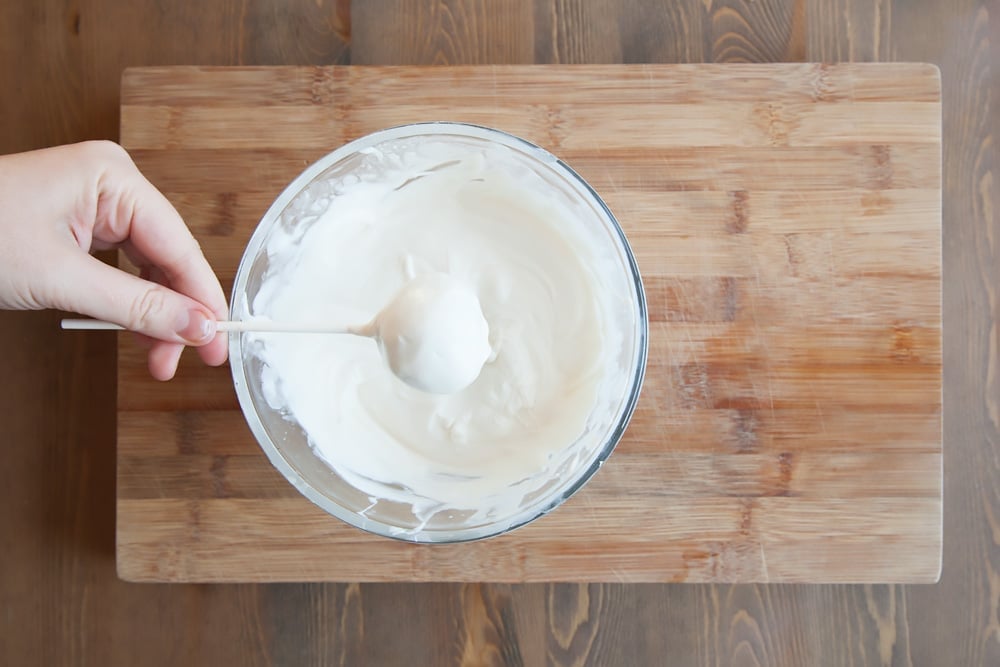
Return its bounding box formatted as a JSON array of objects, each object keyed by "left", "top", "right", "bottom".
[
  {"left": 59, "top": 318, "right": 369, "bottom": 335},
  {"left": 59, "top": 272, "right": 490, "bottom": 394}
]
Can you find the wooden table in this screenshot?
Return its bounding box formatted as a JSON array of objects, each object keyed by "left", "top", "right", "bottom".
[{"left": 1, "top": 1, "right": 995, "bottom": 664}]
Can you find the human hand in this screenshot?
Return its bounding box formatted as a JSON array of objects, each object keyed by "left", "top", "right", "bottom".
[{"left": 0, "top": 140, "right": 228, "bottom": 380}]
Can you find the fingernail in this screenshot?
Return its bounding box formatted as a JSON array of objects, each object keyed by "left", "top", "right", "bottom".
[{"left": 179, "top": 309, "right": 215, "bottom": 344}]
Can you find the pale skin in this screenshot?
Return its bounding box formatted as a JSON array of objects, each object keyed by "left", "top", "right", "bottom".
[{"left": 0, "top": 141, "right": 228, "bottom": 380}]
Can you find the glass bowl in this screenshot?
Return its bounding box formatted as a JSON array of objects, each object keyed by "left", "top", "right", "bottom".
[{"left": 229, "top": 122, "right": 647, "bottom": 542}]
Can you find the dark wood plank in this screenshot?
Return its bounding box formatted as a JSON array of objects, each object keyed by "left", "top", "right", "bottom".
[
  {"left": 859, "top": 1, "right": 998, "bottom": 665},
  {"left": 356, "top": 1, "right": 807, "bottom": 66},
  {"left": 237, "top": 0, "right": 350, "bottom": 65},
  {"left": 352, "top": 0, "right": 535, "bottom": 64},
  {"left": 704, "top": 0, "right": 807, "bottom": 63},
  {"left": 807, "top": 0, "right": 893, "bottom": 61}
]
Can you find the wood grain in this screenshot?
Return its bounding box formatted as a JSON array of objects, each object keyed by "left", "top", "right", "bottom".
[
  {"left": 0, "top": 1, "right": 994, "bottom": 666},
  {"left": 808, "top": 0, "right": 893, "bottom": 62},
  {"left": 357, "top": 0, "right": 809, "bottom": 66},
  {"left": 352, "top": 0, "right": 534, "bottom": 64},
  {"left": 115, "top": 64, "right": 943, "bottom": 585},
  {"left": 867, "top": 2, "right": 997, "bottom": 666},
  {"left": 704, "top": 0, "right": 806, "bottom": 63}
]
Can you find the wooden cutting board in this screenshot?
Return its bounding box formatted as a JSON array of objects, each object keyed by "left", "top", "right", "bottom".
[{"left": 116, "top": 64, "right": 942, "bottom": 583}]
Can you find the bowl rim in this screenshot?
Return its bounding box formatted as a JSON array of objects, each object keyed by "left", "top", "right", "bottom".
[{"left": 229, "top": 121, "right": 648, "bottom": 543}]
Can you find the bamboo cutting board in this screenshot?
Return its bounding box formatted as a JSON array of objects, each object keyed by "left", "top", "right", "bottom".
[{"left": 116, "top": 64, "right": 942, "bottom": 583}]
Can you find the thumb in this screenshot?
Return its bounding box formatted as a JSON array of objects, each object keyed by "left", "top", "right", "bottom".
[{"left": 52, "top": 252, "right": 217, "bottom": 345}]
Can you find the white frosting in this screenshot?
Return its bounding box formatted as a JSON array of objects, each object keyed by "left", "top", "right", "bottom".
[
  {"left": 248, "top": 135, "right": 625, "bottom": 531},
  {"left": 372, "top": 272, "right": 491, "bottom": 394}
]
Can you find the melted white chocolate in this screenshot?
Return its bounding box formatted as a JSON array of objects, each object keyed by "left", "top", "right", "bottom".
[{"left": 249, "top": 135, "right": 618, "bottom": 528}]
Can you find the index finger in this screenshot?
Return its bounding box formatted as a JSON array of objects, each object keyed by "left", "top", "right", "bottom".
[
  {"left": 93, "top": 146, "right": 230, "bottom": 362},
  {"left": 95, "top": 153, "right": 228, "bottom": 315}
]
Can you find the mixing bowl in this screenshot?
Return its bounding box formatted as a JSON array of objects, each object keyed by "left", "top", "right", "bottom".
[{"left": 229, "top": 122, "right": 647, "bottom": 542}]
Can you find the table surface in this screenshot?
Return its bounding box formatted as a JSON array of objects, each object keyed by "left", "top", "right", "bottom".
[{"left": 1, "top": 0, "right": 995, "bottom": 664}]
